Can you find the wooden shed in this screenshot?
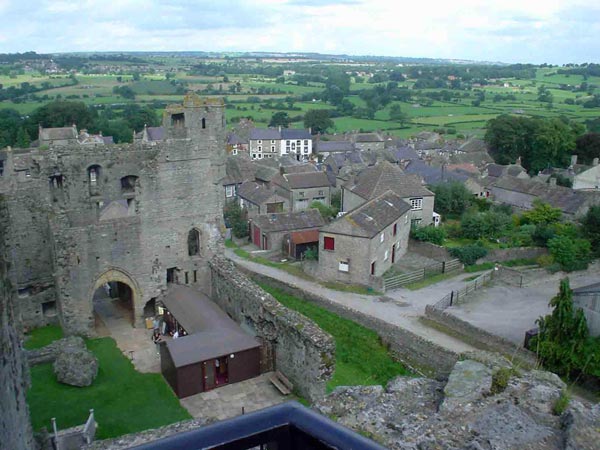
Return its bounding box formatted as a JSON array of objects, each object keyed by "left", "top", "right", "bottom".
[{"left": 160, "top": 285, "right": 261, "bottom": 398}]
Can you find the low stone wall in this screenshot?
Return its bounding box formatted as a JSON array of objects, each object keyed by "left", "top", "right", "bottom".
[
  {"left": 425, "top": 305, "right": 538, "bottom": 369},
  {"left": 209, "top": 257, "right": 335, "bottom": 402},
  {"left": 408, "top": 240, "right": 452, "bottom": 261},
  {"left": 477, "top": 247, "right": 547, "bottom": 264},
  {"left": 245, "top": 270, "right": 459, "bottom": 379},
  {"left": 26, "top": 336, "right": 85, "bottom": 366}
]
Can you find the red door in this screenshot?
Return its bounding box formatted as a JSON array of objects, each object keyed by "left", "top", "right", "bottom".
[{"left": 253, "top": 225, "right": 261, "bottom": 247}]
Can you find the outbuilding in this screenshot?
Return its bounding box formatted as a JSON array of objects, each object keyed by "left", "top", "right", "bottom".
[{"left": 159, "top": 285, "right": 261, "bottom": 398}]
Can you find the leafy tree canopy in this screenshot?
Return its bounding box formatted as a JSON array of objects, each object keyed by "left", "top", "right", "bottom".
[{"left": 304, "top": 109, "right": 333, "bottom": 135}]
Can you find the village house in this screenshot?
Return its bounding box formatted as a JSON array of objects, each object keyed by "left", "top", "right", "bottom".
[
  {"left": 249, "top": 208, "right": 325, "bottom": 251},
  {"left": 352, "top": 133, "right": 385, "bottom": 152},
  {"left": 342, "top": 161, "right": 435, "bottom": 226},
  {"left": 272, "top": 171, "right": 332, "bottom": 211},
  {"left": 318, "top": 191, "right": 411, "bottom": 287},
  {"left": 221, "top": 155, "right": 258, "bottom": 201},
  {"left": 573, "top": 282, "right": 600, "bottom": 337},
  {"left": 573, "top": 158, "right": 600, "bottom": 190},
  {"left": 226, "top": 133, "right": 249, "bottom": 155},
  {"left": 134, "top": 125, "right": 164, "bottom": 144},
  {"left": 488, "top": 176, "right": 600, "bottom": 219},
  {"left": 248, "top": 127, "right": 313, "bottom": 161},
  {"left": 237, "top": 181, "right": 289, "bottom": 218}
]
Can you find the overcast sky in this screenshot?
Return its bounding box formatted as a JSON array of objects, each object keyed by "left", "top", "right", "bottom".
[{"left": 0, "top": 0, "right": 598, "bottom": 64}]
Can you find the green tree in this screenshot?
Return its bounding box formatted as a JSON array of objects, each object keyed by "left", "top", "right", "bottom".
[
  {"left": 389, "top": 104, "right": 408, "bottom": 126},
  {"left": 582, "top": 206, "right": 600, "bottom": 256},
  {"left": 27, "top": 101, "right": 97, "bottom": 137},
  {"left": 15, "top": 127, "right": 30, "bottom": 148},
  {"left": 223, "top": 201, "right": 248, "bottom": 238},
  {"left": 547, "top": 235, "right": 591, "bottom": 271},
  {"left": 575, "top": 133, "right": 600, "bottom": 164},
  {"left": 309, "top": 201, "right": 338, "bottom": 222},
  {"left": 431, "top": 181, "right": 473, "bottom": 217},
  {"left": 534, "top": 278, "right": 590, "bottom": 376},
  {"left": 269, "top": 111, "right": 290, "bottom": 128},
  {"left": 521, "top": 200, "right": 562, "bottom": 225},
  {"left": 0, "top": 108, "right": 24, "bottom": 147},
  {"left": 122, "top": 105, "right": 158, "bottom": 131},
  {"left": 303, "top": 109, "right": 333, "bottom": 135}
]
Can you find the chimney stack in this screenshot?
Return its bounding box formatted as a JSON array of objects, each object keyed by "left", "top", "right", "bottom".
[
  {"left": 571, "top": 154, "right": 578, "bottom": 166},
  {"left": 593, "top": 157, "right": 599, "bottom": 167},
  {"left": 549, "top": 177, "right": 557, "bottom": 186}
]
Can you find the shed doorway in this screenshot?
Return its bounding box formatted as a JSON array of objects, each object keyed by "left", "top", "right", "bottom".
[
  {"left": 93, "top": 281, "right": 135, "bottom": 330},
  {"left": 203, "top": 356, "right": 229, "bottom": 391}
]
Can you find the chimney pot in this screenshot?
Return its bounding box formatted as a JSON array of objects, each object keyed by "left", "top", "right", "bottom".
[
  {"left": 593, "top": 157, "right": 599, "bottom": 166},
  {"left": 571, "top": 154, "right": 578, "bottom": 166}
]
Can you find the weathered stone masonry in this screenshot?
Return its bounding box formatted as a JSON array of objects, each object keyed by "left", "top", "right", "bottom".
[
  {"left": 0, "top": 94, "right": 226, "bottom": 336},
  {"left": 209, "top": 256, "right": 335, "bottom": 401},
  {"left": 0, "top": 195, "right": 35, "bottom": 450}
]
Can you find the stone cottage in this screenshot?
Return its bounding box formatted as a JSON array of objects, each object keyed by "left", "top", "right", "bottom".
[{"left": 318, "top": 191, "right": 411, "bottom": 286}]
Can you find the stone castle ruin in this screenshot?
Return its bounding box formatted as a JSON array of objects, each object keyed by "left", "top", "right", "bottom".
[{"left": 0, "top": 93, "right": 227, "bottom": 336}]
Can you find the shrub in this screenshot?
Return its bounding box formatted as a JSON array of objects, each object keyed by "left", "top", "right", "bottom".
[
  {"left": 411, "top": 226, "right": 447, "bottom": 245},
  {"left": 303, "top": 246, "right": 318, "bottom": 261},
  {"left": 536, "top": 254, "right": 555, "bottom": 267},
  {"left": 490, "top": 367, "right": 513, "bottom": 394},
  {"left": 547, "top": 235, "right": 591, "bottom": 272},
  {"left": 449, "top": 244, "right": 488, "bottom": 266},
  {"left": 553, "top": 390, "right": 570, "bottom": 415}
]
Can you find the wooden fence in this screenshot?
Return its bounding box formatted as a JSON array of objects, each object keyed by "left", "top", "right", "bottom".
[
  {"left": 431, "top": 270, "right": 493, "bottom": 310},
  {"left": 383, "top": 259, "right": 462, "bottom": 291}
]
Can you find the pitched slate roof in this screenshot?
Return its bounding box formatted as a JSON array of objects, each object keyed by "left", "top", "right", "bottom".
[
  {"left": 249, "top": 128, "right": 281, "bottom": 140},
  {"left": 221, "top": 156, "right": 257, "bottom": 186},
  {"left": 253, "top": 208, "right": 325, "bottom": 233},
  {"left": 321, "top": 191, "right": 410, "bottom": 238},
  {"left": 282, "top": 163, "right": 319, "bottom": 174},
  {"left": 237, "top": 181, "right": 286, "bottom": 205},
  {"left": 316, "top": 141, "right": 355, "bottom": 153},
  {"left": 355, "top": 133, "right": 383, "bottom": 143},
  {"left": 491, "top": 176, "right": 595, "bottom": 215},
  {"left": 146, "top": 126, "right": 164, "bottom": 141},
  {"left": 404, "top": 160, "right": 469, "bottom": 185},
  {"left": 254, "top": 164, "right": 279, "bottom": 182},
  {"left": 573, "top": 282, "right": 600, "bottom": 294},
  {"left": 227, "top": 133, "right": 247, "bottom": 145},
  {"left": 39, "top": 126, "right": 77, "bottom": 141},
  {"left": 275, "top": 172, "right": 331, "bottom": 190},
  {"left": 281, "top": 128, "right": 311, "bottom": 140},
  {"left": 344, "top": 161, "right": 433, "bottom": 200}
]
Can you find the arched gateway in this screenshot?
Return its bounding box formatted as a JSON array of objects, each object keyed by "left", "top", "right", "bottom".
[{"left": 90, "top": 268, "right": 144, "bottom": 329}]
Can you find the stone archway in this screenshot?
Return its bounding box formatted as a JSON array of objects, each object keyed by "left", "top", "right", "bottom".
[{"left": 90, "top": 268, "right": 144, "bottom": 328}]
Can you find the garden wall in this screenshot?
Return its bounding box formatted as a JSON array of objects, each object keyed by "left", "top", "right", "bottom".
[
  {"left": 425, "top": 305, "right": 538, "bottom": 369},
  {"left": 477, "top": 247, "right": 547, "bottom": 264},
  {"left": 245, "top": 269, "right": 459, "bottom": 379},
  {"left": 408, "top": 240, "right": 452, "bottom": 261},
  {"left": 209, "top": 257, "right": 335, "bottom": 402}
]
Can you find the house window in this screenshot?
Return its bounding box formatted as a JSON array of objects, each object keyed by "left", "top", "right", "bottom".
[
  {"left": 318, "top": 190, "right": 324, "bottom": 196},
  {"left": 188, "top": 229, "right": 200, "bottom": 256},
  {"left": 258, "top": 140, "right": 262, "bottom": 144},
  {"left": 258, "top": 146, "right": 262, "bottom": 151},
  {"left": 371, "top": 261, "right": 376, "bottom": 275},
  {"left": 339, "top": 261, "right": 349, "bottom": 272},
  {"left": 299, "top": 192, "right": 305, "bottom": 197},
  {"left": 271, "top": 146, "right": 275, "bottom": 151},
  {"left": 410, "top": 198, "right": 423, "bottom": 210},
  {"left": 252, "top": 153, "right": 257, "bottom": 159},
  {"left": 185, "top": 271, "right": 189, "bottom": 284},
  {"left": 193, "top": 270, "right": 197, "bottom": 283},
  {"left": 271, "top": 140, "right": 275, "bottom": 144},
  {"left": 232, "top": 148, "right": 238, "bottom": 155},
  {"left": 304, "top": 140, "right": 308, "bottom": 145},
  {"left": 411, "top": 218, "right": 422, "bottom": 228},
  {"left": 393, "top": 223, "right": 397, "bottom": 236},
  {"left": 324, "top": 236, "right": 335, "bottom": 251},
  {"left": 384, "top": 250, "right": 389, "bottom": 261},
  {"left": 225, "top": 185, "right": 235, "bottom": 198},
  {"left": 0, "top": 160, "right": 4, "bottom": 176},
  {"left": 380, "top": 233, "right": 385, "bottom": 243},
  {"left": 201, "top": 118, "right": 206, "bottom": 129},
  {"left": 405, "top": 215, "right": 409, "bottom": 224}
]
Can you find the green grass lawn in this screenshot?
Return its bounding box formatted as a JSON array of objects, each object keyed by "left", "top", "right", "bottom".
[
  {"left": 24, "top": 325, "right": 64, "bottom": 350},
  {"left": 27, "top": 336, "right": 191, "bottom": 439},
  {"left": 258, "top": 283, "right": 412, "bottom": 391}
]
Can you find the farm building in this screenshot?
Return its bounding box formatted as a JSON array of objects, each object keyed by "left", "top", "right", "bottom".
[
  {"left": 159, "top": 285, "right": 261, "bottom": 398},
  {"left": 249, "top": 209, "right": 325, "bottom": 252},
  {"left": 282, "top": 229, "right": 320, "bottom": 260}
]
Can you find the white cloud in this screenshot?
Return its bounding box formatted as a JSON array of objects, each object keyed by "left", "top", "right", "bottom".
[{"left": 0, "top": 0, "right": 597, "bottom": 63}]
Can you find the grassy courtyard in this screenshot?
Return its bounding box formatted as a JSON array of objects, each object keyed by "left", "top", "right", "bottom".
[
  {"left": 257, "top": 283, "right": 412, "bottom": 391},
  {"left": 26, "top": 328, "right": 190, "bottom": 440}
]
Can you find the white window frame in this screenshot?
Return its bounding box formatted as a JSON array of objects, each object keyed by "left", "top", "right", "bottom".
[
  {"left": 258, "top": 140, "right": 262, "bottom": 144},
  {"left": 410, "top": 198, "right": 423, "bottom": 210},
  {"left": 225, "top": 185, "right": 235, "bottom": 197},
  {"left": 384, "top": 250, "right": 389, "bottom": 261},
  {"left": 380, "top": 233, "right": 385, "bottom": 243},
  {"left": 339, "top": 261, "right": 349, "bottom": 272}
]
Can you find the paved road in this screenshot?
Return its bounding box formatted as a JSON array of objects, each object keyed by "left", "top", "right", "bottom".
[{"left": 225, "top": 248, "right": 478, "bottom": 355}]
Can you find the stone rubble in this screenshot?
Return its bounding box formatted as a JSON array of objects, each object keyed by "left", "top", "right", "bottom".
[
  {"left": 53, "top": 338, "right": 98, "bottom": 387},
  {"left": 314, "top": 351, "right": 600, "bottom": 450}
]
